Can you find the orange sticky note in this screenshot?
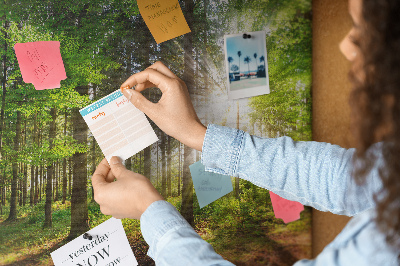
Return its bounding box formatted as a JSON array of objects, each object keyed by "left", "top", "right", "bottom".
[
  {"left": 14, "top": 41, "right": 67, "bottom": 90},
  {"left": 137, "top": 0, "right": 191, "bottom": 44},
  {"left": 269, "top": 191, "right": 304, "bottom": 223}
]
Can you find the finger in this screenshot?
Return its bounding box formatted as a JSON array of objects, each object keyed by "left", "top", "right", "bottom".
[
  {"left": 121, "top": 89, "right": 158, "bottom": 117},
  {"left": 109, "top": 156, "right": 128, "bottom": 178},
  {"left": 146, "top": 61, "right": 178, "bottom": 79},
  {"left": 105, "top": 168, "right": 116, "bottom": 182},
  {"left": 120, "top": 68, "right": 173, "bottom": 94},
  {"left": 92, "top": 158, "right": 111, "bottom": 187},
  {"left": 135, "top": 81, "right": 157, "bottom": 92},
  {"left": 121, "top": 81, "right": 156, "bottom": 93}
]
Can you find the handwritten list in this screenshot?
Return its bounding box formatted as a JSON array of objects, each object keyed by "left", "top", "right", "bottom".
[
  {"left": 189, "top": 161, "right": 233, "bottom": 208},
  {"left": 137, "top": 0, "right": 191, "bottom": 44},
  {"left": 14, "top": 41, "right": 67, "bottom": 90},
  {"left": 80, "top": 90, "right": 158, "bottom": 162}
]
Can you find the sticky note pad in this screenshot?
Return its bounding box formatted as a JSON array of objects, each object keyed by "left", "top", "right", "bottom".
[
  {"left": 51, "top": 218, "right": 138, "bottom": 266},
  {"left": 137, "top": 0, "right": 191, "bottom": 44},
  {"left": 14, "top": 41, "right": 67, "bottom": 90},
  {"left": 80, "top": 90, "right": 158, "bottom": 162},
  {"left": 189, "top": 161, "right": 233, "bottom": 208},
  {"left": 269, "top": 191, "right": 304, "bottom": 223}
]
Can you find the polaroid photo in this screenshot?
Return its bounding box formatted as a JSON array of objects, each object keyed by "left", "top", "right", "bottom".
[{"left": 224, "top": 31, "right": 270, "bottom": 100}]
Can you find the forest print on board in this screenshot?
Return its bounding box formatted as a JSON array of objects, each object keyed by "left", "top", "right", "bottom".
[{"left": 0, "top": 0, "right": 311, "bottom": 265}]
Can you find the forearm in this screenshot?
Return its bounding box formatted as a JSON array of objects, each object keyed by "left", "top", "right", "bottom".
[
  {"left": 201, "top": 124, "right": 381, "bottom": 216},
  {"left": 140, "top": 200, "right": 234, "bottom": 266}
]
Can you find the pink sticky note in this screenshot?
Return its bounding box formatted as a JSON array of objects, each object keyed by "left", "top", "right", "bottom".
[
  {"left": 269, "top": 191, "right": 304, "bottom": 223},
  {"left": 14, "top": 41, "right": 67, "bottom": 90}
]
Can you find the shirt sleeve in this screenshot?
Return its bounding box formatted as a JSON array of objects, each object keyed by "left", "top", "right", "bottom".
[
  {"left": 140, "top": 200, "right": 235, "bottom": 266},
  {"left": 201, "top": 124, "right": 383, "bottom": 216}
]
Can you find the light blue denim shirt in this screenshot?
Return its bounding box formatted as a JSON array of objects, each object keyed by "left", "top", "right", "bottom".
[{"left": 140, "top": 124, "right": 399, "bottom": 265}]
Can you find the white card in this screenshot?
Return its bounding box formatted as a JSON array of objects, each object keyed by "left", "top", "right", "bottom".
[
  {"left": 80, "top": 90, "right": 158, "bottom": 162},
  {"left": 51, "top": 218, "right": 138, "bottom": 266}
]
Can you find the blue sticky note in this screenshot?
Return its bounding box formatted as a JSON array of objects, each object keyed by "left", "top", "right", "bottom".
[{"left": 189, "top": 161, "right": 233, "bottom": 208}]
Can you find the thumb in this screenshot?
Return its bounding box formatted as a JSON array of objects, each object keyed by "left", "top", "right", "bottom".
[
  {"left": 109, "top": 156, "right": 127, "bottom": 178},
  {"left": 122, "top": 88, "right": 155, "bottom": 116}
]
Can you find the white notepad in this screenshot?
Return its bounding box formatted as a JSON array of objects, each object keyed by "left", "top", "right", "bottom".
[{"left": 80, "top": 90, "right": 158, "bottom": 162}]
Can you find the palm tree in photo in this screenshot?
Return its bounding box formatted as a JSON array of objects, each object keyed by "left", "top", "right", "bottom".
[
  {"left": 237, "top": 51, "right": 242, "bottom": 77},
  {"left": 244, "top": 56, "right": 251, "bottom": 78},
  {"left": 228, "top": 56, "right": 233, "bottom": 73},
  {"left": 260, "top": 55, "right": 266, "bottom": 71},
  {"left": 253, "top": 53, "right": 257, "bottom": 75}
]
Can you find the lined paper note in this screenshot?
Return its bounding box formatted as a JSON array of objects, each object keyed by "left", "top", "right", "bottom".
[
  {"left": 190, "top": 161, "right": 233, "bottom": 208},
  {"left": 14, "top": 41, "right": 67, "bottom": 90},
  {"left": 80, "top": 90, "right": 158, "bottom": 162},
  {"left": 269, "top": 191, "right": 304, "bottom": 223},
  {"left": 137, "top": 0, "right": 191, "bottom": 44}
]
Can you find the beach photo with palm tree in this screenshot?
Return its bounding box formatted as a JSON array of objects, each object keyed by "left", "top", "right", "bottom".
[{"left": 224, "top": 31, "right": 269, "bottom": 99}]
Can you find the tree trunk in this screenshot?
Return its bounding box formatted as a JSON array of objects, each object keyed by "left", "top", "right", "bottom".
[
  {"left": 68, "top": 157, "right": 72, "bottom": 196},
  {"left": 144, "top": 146, "right": 151, "bottom": 180},
  {"left": 167, "top": 136, "right": 172, "bottom": 197},
  {"left": 160, "top": 132, "right": 167, "bottom": 198},
  {"left": 34, "top": 165, "right": 39, "bottom": 204},
  {"left": 62, "top": 111, "right": 68, "bottom": 204},
  {"left": 181, "top": 0, "right": 195, "bottom": 226},
  {"left": 18, "top": 163, "right": 22, "bottom": 206},
  {"left": 6, "top": 111, "right": 21, "bottom": 221},
  {"left": 156, "top": 140, "right": 159, "bottom": 186},
  {"left": 54, "top": 160, "right": 59, "bottom": 201},
  {"left": 182, "top": 145, "right": 194, "bottom": 226},
  {"left": 23, "top": 163, "right": 27, "bottom": 206},
  {"left": 0, "top": 20, "right": 8, "bottom": 159},
  {"left": 68, "top": 85, "right": 89, "bottom": 240},
  {"left": 30, "top": 114, "right": 37, "bottom": 205},
  {"left": 0, "top": 20, "right": 9, "bottom": 216},
  {"left": 39, "top": 165, "right": 43, "bottom": 202},
  {"left": 22, "top": 118, "right": 27, "bottom": 206},
  {"left": 44, "top": 107, "right": 57, "bottom": 228}
]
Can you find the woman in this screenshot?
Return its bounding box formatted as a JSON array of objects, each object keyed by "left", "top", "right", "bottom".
[{"left": 92, "top": 0, "right": 400, "bottom": 264}]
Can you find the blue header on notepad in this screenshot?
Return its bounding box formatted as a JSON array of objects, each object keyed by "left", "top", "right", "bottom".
[{"left": 80, "top": 91, "right": 123, "bottom": 117}]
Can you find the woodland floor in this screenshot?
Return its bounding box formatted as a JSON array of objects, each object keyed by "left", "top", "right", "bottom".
[{"left": 0, "top": 200, "right": 311, "bottom": 265}]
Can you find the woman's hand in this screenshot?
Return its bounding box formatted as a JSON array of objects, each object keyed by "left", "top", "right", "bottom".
[
  {"left": 92, "top": 157, "right": 164, "bottom": 219},
  {"left": 120, "top": 61, "right": 206, "bottom": 151}
]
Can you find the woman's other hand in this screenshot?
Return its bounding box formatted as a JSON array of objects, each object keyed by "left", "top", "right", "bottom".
[{"left": 92, "top": 157, "right": 164, "bottom": 219}]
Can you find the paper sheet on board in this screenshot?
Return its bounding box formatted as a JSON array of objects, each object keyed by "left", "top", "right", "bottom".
[
  {"left": 80, "top": 90, "right": 158, "bottom": 162},
  {"left": 137, "top": 0, "right": 191, "bottom": 44},
  {"left": 190, "top": 161, "right": 233, "bottom": 208},
  {"left": 14, "top": 41, "right": 67, "bottom": 90}
]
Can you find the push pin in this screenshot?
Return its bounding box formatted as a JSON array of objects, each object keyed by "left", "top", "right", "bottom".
[
  {"left": 83, "top": 233, "right": 96, "bottom": 240},
  {"left": 242, "top": 33, "right": 251, "bottom": 39}
]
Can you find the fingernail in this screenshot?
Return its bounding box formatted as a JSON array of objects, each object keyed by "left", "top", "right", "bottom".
[
  {"left": 111, "top": 156, "right": 122, "bottom": 165},
  {"left": 122, "top": 88, "right": 133, "bottom": 100},
  {"left": 120, "top": 85, "right": 129, "bottom": 92}
]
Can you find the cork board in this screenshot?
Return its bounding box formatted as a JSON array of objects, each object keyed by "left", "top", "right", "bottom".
[{"left": 312, "top": 0, "right": 353, "bottom": 257}]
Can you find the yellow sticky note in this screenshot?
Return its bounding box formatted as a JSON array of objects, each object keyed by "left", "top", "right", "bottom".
[{"left": 137, "top": 0, "right": 191, "bottom": 44}]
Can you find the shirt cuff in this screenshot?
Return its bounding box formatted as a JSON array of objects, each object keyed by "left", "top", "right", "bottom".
[
  {"left": 201, "top": 124, "right": 245, "bottom": 176},
  {"left": 140, "top": 200, "right": 191, "bottom": 259}
]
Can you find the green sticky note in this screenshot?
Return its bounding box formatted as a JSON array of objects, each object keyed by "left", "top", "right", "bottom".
[{"left": 189, "top": 161, "right": 233, "bottom": 208}]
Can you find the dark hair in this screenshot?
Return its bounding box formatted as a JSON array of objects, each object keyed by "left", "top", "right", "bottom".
[{"left": 350, "top": 0, "right": 400, "bottom": 252}]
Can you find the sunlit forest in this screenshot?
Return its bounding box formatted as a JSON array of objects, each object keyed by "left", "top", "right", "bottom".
[{"left": 0, "top": 0, "right": 312, "bottom": 265}]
